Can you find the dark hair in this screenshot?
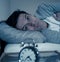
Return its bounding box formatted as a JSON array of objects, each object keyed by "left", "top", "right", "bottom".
[{"left": 6, "top": 10, "right": 28, "bottom": 28}]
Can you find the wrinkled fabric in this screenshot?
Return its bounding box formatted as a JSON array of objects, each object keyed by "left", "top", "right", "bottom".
[
  {"left": 0, "top": 22, "right": 46, "bottom": 43},
  {"left": 42, "top": 29, "right": 60, "bottom": 44},
  {"left": 36, "top": 2, "right": 60, "bottom": 20}
]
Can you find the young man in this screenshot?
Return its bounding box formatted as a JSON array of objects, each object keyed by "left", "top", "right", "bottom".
[
  {"left": 0, "top": 2, "right": 60, "bottom": 44},
  {"left": 0, "top": 2, "right": 60, "bottom": 59},
  {"left": 5, "top": 10, "right": 48, "bottom": 31}
]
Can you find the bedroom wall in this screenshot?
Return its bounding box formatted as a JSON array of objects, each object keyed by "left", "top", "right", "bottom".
[
  {"left": 0, "top": 0, "right": 10, "bottom": 21},
  {"left": 10, "top": 0, "right": 41, "bottom": 15},
  {"left": 10, "top": 0, "right": 59, "bottom": 15},
  {"left": 0, "top": 0, "right": 59, "bottom": 21}
]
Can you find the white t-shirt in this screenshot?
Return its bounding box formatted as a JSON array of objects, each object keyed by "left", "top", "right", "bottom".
[{"left": 44, "top": 16, "right": 60, "bottom": 32}]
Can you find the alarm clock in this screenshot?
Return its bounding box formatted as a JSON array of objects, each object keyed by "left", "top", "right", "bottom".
[{"left": 19, "top": 46, "right": 38, "bottom": 62}]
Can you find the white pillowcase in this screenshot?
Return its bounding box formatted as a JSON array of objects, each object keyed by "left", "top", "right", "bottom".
[{"left": 0, "top": 22, "right": 46, "bottom": 43}]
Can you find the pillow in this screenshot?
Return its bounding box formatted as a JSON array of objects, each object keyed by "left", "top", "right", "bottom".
[{"left": 0, "top": 22, "right": 46, "bottom": 43}]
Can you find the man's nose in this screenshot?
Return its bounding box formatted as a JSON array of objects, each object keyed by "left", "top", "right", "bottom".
[
  {"left": 31, "top": 18, "right": 37, "bottom": 24},
  {"left": 32, "top": 18, "right": 39, "bottom": 24}
]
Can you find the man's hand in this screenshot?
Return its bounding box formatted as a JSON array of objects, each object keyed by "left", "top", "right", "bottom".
[
  {"left": 53, "top": 13, "right": 60, "bottom": 21},
  {"left": 56, "top": 13, "right": 60, "bottom": 21}
]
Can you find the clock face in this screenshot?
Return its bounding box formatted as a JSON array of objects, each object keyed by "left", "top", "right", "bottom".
[{"left": 19, "top": 46, "right": 37, "bottom": 62}]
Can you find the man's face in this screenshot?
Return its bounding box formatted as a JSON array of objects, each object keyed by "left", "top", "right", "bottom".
[{"left": 16, "top": 13, "right": 47, "bottom": 31}]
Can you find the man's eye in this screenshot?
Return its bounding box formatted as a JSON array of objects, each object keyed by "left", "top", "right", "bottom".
[
  {"left": 25, "top": 15, "right": 30, "bottom": 20},
  {"left": 22, "top": 26, "right": 27, "bottom": 31},
  {"left": 26, "top": 16, "right": 29, "bottom": 20}
]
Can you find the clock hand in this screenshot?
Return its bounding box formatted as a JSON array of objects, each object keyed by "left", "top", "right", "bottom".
[
  {"left": 27, "top": 56, "right": 32, "bottom": 61},
  {"left": 25, "top": 56, "right": 32, "bottom": 61}
]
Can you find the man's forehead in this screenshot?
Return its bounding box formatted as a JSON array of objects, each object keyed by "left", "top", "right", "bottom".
[
  {"left": 19, "top": 13, "right": 25, "bottom": 17},
  {"left": 17, "top": 14, "right": 28, "bottom": 27},
  {"left": 19, "top": 13, "right": 28, "bottom": 18}
]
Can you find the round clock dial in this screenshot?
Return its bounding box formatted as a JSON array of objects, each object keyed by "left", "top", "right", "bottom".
[{"left": 19, "top": 46, "right": 37, "bottom": 62}]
